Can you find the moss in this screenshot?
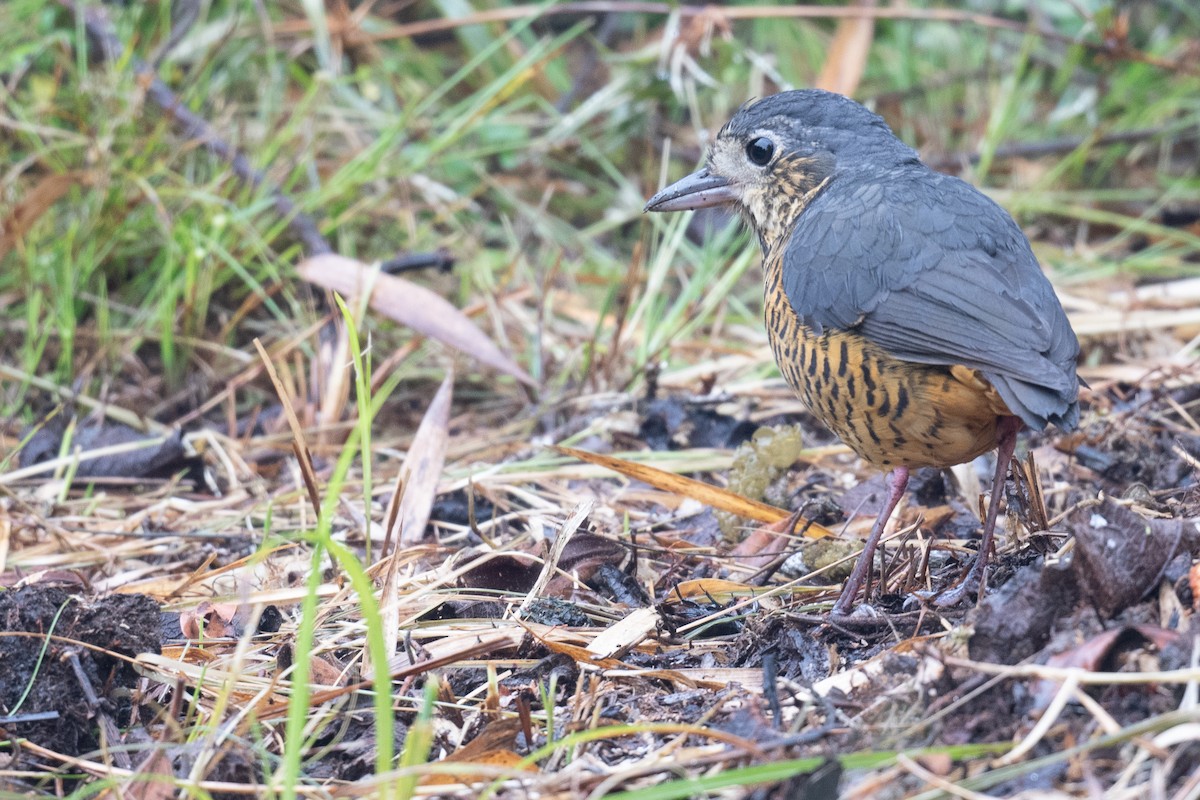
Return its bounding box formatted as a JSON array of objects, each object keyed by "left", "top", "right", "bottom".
[{"left": 717, "top": 424, "right": 806, "bottom": 540}]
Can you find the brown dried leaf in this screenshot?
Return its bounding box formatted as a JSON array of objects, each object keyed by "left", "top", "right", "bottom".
[
  {"left": 309, "top": 653, "right": 348, "bottom": 687},
  {"left": 1191, "top": 561, "right": 1200, "bottom": 611},
  {"left": 528, "top": 629, "right": 729, "bottom": 690},
  {"left": 814, "top": 0, "right": 876, "bottom": 97},
  {"left": 296, "top": 254, "right": 533, "bottom": 385},
  {"left": 161, "top": 645, "right": 216, "bottom": 665},
  {"left": 558, "top": 532, "right": 627, "bottom": 581},
  {"left": 390, "top": 630, "right": 524, "bottom": 678},
  {"left": 553, "top": 446, "right": 832, "bottom": 536},
  {"left": 0, "top": 171, "right": 95, "bottom": 259},
  {"left": 1034, "top": 625, "right": 1181, "bottom": 708},
  {"left": 424, "top": 718, "right": 534, "bottom": 786},
  {"left": 98, "top": 750, "right": 175, "bottom": 800},
  {"left": 179, "top": 601, "right": 239, "bottom": 639},
  {"left": 5, "top": 570, "right": 87, "bottom": 591},
  {"left": 671, "top": 578, "right": 764, "bottom": 602},
  {"left": 729, "top": 513, "right": 802, "bottom": 568}
]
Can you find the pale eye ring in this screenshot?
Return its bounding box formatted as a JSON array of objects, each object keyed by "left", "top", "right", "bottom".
[{"left": 746, "top": 137, "right": 775, "bottom": 166}]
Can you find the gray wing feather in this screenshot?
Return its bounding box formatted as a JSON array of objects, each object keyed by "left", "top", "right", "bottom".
[{"left": 781, "top": 168, "right": 1080, "bottom": 431}]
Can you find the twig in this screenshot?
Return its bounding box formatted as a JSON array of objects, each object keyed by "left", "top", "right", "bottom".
[
  {"left": 379, "top": 249, "right": 456, "bottom": 274},
  {"left": 0, "top": 710, "right": 61, "bottom": 724}
]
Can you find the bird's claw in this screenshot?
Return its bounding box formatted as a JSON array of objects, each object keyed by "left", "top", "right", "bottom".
[
  {"left": 917, "top": 564, "right": 986, "bottom": 608},
  {"left": 827, "top": 601, "right": 883, "bottom": 624}
]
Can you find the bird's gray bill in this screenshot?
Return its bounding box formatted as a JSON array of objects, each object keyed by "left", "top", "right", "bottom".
[{"left": 644, "top": 169, "right": 736, "bottom": 212}]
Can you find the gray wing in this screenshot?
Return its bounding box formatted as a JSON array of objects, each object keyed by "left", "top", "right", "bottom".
[{"left": 781, "top": 168, "right": 1080, "bottom": 431}]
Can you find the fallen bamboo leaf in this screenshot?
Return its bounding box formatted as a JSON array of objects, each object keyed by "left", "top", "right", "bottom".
[
  {"left": 297, "top": 254, "right": 534, "bottom": 386},
  {"left": 389, "top": 630, "right": 524, "bottom": 679},
  {"left": 552, "top": 445, "right": 832, "bottom": 537},
  {"left": 381, "top": 370, "right": 454, "bottom": 666},
  {"left": 670, "top": 579, "right": 767, "bottom": 602},
  {"left": 396, "top": 371, "right": 454, "bottom": 548}
]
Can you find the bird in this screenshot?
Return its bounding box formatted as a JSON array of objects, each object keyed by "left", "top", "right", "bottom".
[{"left": 645, "top": 90, "right": 1080, "bottom": 616}]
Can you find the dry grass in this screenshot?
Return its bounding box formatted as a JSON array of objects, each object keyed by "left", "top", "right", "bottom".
[{"left": 2, "top": 1, "right": 1200, "bottom": 798}]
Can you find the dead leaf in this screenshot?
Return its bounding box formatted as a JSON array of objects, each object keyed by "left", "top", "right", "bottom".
[
  {"left": 97, "top": 749, "right": 175, "bottom": 800},
  {"left": 814, "top": 0, "right": 876, "bottom": 97},
  {"left": 916, "top": 752, "right": 953, "bottom": 777},
  {"left": 968, "top": 561, "right": 1080, "bottom": 665},
  {"left": 0, "top": 171, "right": 95, "bottom": 259},
  {"left": 459, "top": 553, "right": 542, "bottom": 593},
  {"left": 538, "top": 635, "right": 640, "bottom": 670},
  {"left": 586, "top": 606, "right": 659, "bottom": 659},
  {"left": 160, "top": 645, "right": 216, "bottom": 664},
  {"left": 389, "top": 630, "right": 525, "bottom": 679},
  {"left": 558, "top": 532, "right": 627, "bottom": 581},
  {"left": 378, "top": 371, "right": 454, "bottom": 669},
  {"left": 424, "top": 718, "right": 534, "bottom": 786},
  {"left": 308, "top": 653, "right": 349, "bottom": 687},
  {"left": 1033, "top": 626, "right": 1181, "bottom": 709},
  {"left": 179, "top": 601, "right": 240, "bottom": 639},
  {"left": 297, "top": 255, "right": 534, "bottom": 386},
  {"left": 1191, "top": 562, "right": 1200, "bottom": 611},
  {"left": 671, "top": 579, "right": 765, "bottom": 602},
  {"left": 729, "top": 513, "right": 802, "bottom": 569},
  {"left": 529, "top": 629, "right": 727, "bottom": 690},
  {"left": 553, "top": 446, "right": 832, "bottom": 537},
  {"left": 5, "top": 570, "right": 87, "bottom": 590}
]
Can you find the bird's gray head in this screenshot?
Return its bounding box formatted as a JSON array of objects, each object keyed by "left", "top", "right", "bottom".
[{"left": 646, "top": 90, "right": 918, "bottom": 247}]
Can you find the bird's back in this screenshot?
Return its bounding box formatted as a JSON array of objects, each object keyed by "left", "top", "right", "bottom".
[{"left": 775, "top": 162, "right": 1080, "bottom": 436}]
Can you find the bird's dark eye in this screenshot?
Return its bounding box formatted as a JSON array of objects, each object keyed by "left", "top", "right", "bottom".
[{"left": 745, "top": 137, "right": 775, "bottom": 166}]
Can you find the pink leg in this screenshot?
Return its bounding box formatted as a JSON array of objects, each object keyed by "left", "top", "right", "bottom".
[
  {"left": 935, "top": 416, "right": 1023, "bottom": 607},
  {"left": 832, "top": 466, "right": 909, "bottom": 617}
]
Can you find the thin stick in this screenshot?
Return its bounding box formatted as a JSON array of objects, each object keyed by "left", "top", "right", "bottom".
[{"left": 359, "top": 2, "right": 1194, "bottom": 75}]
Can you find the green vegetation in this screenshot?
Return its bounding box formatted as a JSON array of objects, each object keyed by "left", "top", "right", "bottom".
[{"left": 2, "top": 1, "right": 1198, "bottom": 798}]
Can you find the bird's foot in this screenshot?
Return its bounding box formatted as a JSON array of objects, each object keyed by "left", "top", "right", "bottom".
[
  {"left": 828, "top": 601, "right": 883, "bottom": 623},
  {"left": 926, "top": 560, "right": 988, "bottom": 608}
]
